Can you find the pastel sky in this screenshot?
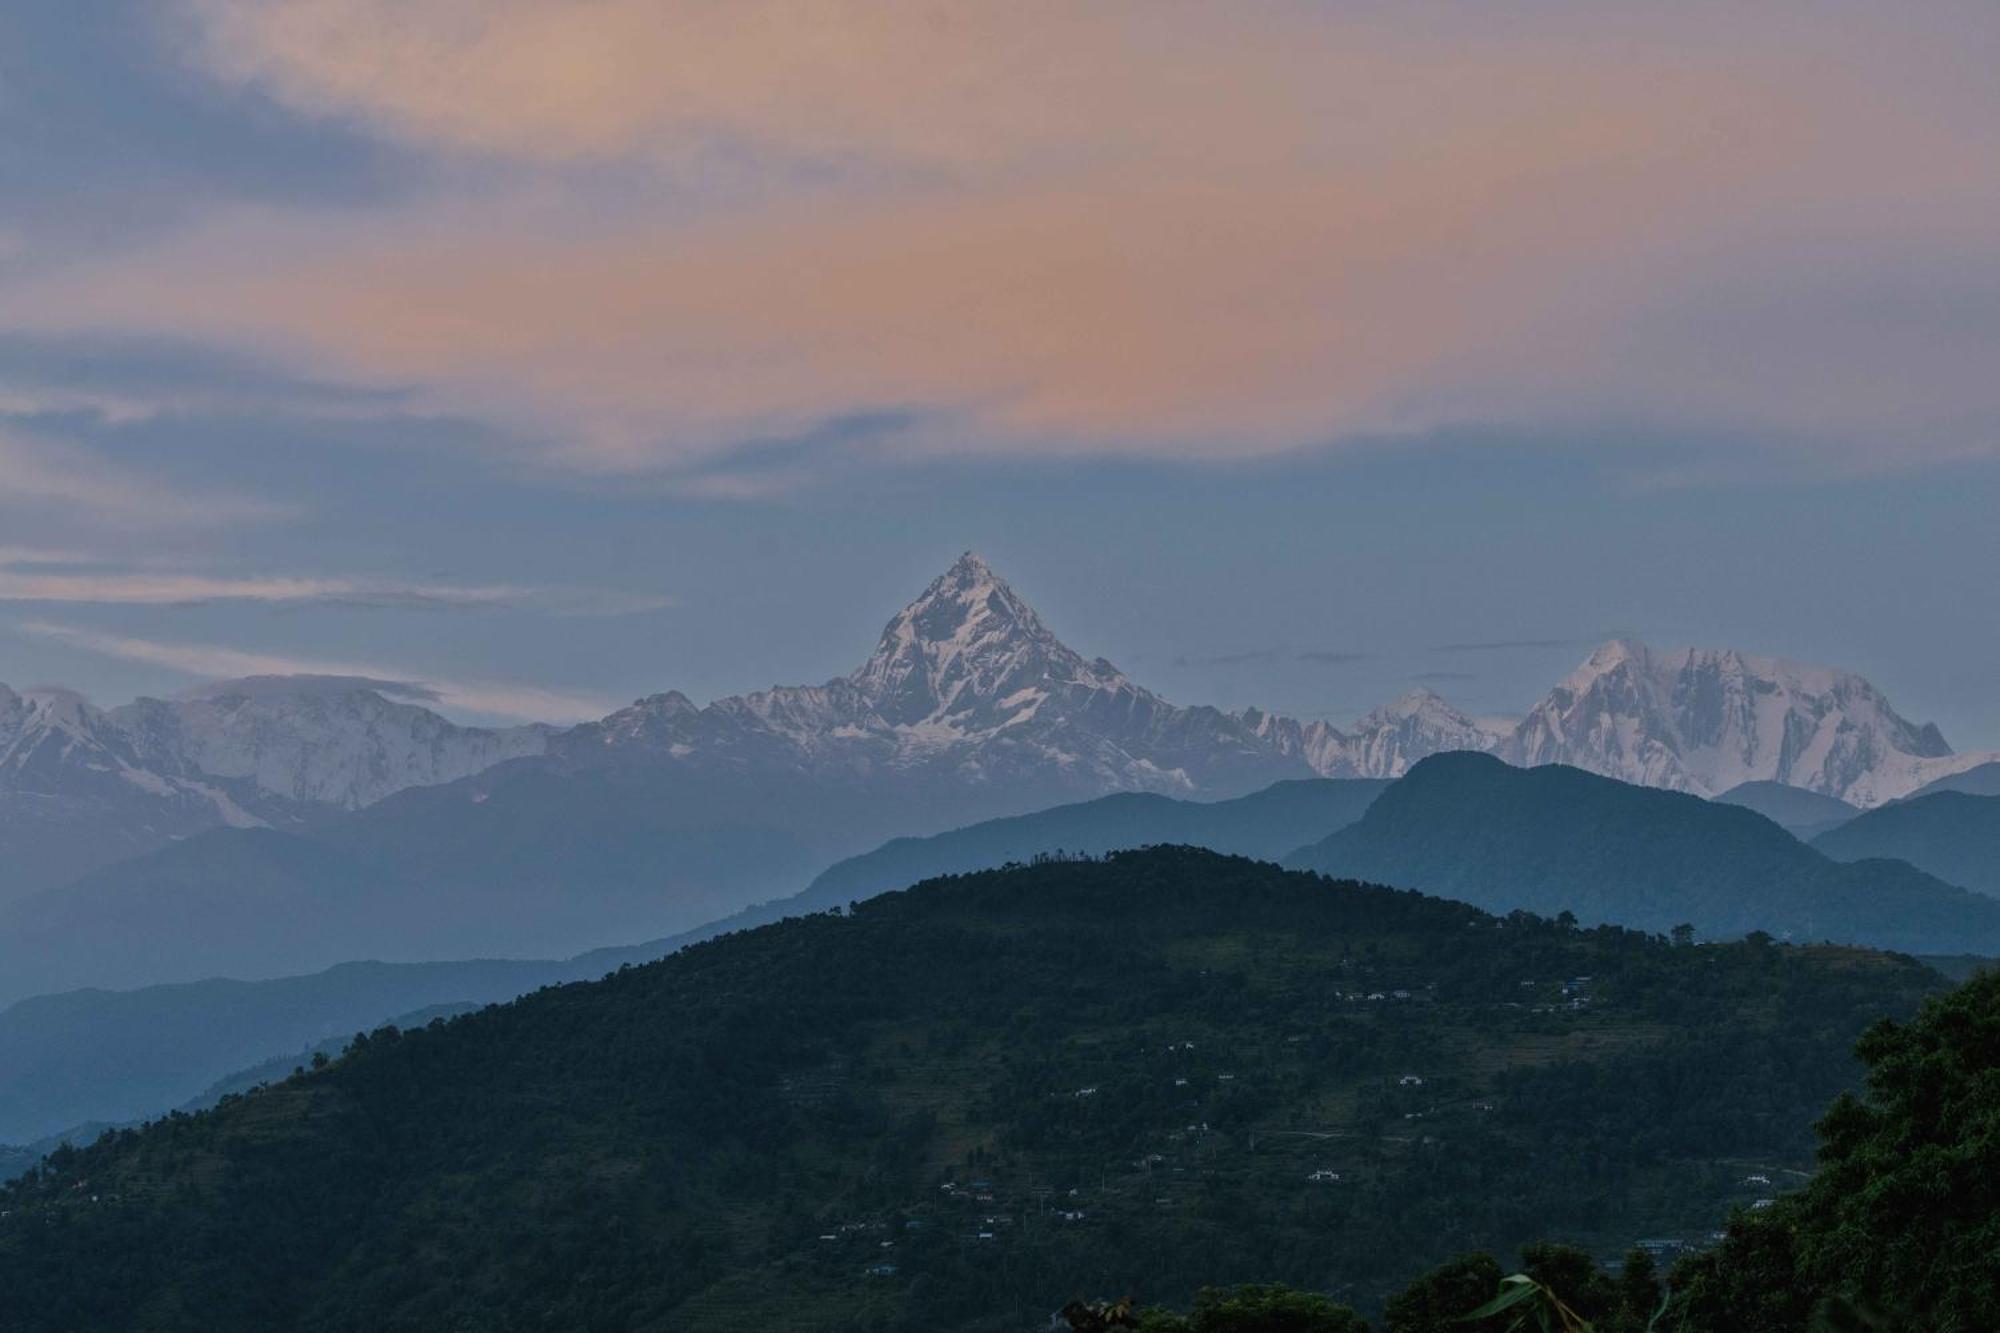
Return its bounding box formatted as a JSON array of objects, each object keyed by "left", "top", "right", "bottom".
[{"left": 1, "top": 1, "right": 1996, "bottom": 741}]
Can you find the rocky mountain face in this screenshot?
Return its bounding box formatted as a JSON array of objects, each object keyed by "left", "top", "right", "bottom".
[
  {"left": 0, "top": 678, "right": 544, "bottom": 900},
  {"left": 1499, "top": 639, "right": 1991, "bottom": 806}
]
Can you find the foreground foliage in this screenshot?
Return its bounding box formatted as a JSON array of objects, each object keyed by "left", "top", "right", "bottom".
[{"left": 0, "top": 849, "right": 1943, "bottom": 1331}]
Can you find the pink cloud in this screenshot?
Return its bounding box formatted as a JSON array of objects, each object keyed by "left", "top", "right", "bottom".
[{"left": 7, "top": 1, "right": 1994, "bottom": 476}]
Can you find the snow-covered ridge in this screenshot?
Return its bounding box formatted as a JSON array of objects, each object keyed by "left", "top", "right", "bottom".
[
  {"left": 3, "top": 553, "right": 1978, "bottom": 887},
  {"left": 566, "top": 558, "right": 1979, "bottom": 807},
  {"left": 113, "top": 683, "right": 548, "bottom": 809},
  {"left": 0, "top": 676, "right": 547, "bottom": 819},
  {"left": 1501, "top": 638, "right": 1989, "bottom": 805},
  {"left": 566, "top": 554, "right": 1511, "bottom": 797}
]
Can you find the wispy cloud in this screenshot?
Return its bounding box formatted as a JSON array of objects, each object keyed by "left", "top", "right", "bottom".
[
  {"left": 1173, "top": 649, "right": 1281, "bottom": 669},
  {"left": 0, "top": 427, "right": 288, "bottom": 527},
  {"left": 1296, "top": 651, "right": 1373, "bottom": 666},
  {"left": 16, "top": 620, "right": 613, "bottom": 723},
  {"left": 0, "top": 546, "right": 88, "bottom": 567},
  {"left": 0, "top": 549, "right": 671, "bottom": 614},
  {"left": 0, "top": 570, "right": 519, "bottom": 609}
]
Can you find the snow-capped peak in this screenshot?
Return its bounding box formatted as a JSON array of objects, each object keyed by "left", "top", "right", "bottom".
[
  {"left": 1363, "top": 687, "right": 1461, "bottom": 725},
  {"left": 1504, "top": 637, "right": 1975, "bottom": 804},
  {"left": 848, "top": 553, "right": 1126, "bottom": 727},
  {"left": 0, "top": 687, "right": 151, "bottom": 782},
  {"left": 1339, "top": 687, "right": 1505, "bottom": 777},
  {"left": 1570, "top": 637, "right": 1646, "bottom": 677}
]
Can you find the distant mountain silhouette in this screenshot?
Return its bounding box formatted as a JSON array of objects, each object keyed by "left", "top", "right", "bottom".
[
  {"left": 801, "top": 777, "right": 1386, "bottom": 910},
  {"left": 1712, "top": 780, "right": 1859, "bottom": 839},
  {"left": 0, "top": 958, "right": 571, "bottom": 1146},
  {"left": 1813, "top": 791, "right": 2000, "bottom": 898},
  {"left": 1286, "top": 752, "right": 2000, "bottom": 951}
]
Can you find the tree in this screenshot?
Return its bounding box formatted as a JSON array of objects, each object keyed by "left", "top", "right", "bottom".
[
  {"left": 1664, "top": 1211, "right": 1808, "bottom": 1333},
  {"left": 1610, "top": 1248, "right": 1660, "bottom": 1333},
  {"left": 1788, "top": 969, "right": 2000, "bottom": 1329},
  {"left": 1520, "top": 1244, "right": 1613, "bottom": 1325},
  {"left": 1667, "top": 970, "right": 2000, "bottom": 1330},
  {"left": 1383, "top": 1253, "right": 1506, "bottom": 1333}
]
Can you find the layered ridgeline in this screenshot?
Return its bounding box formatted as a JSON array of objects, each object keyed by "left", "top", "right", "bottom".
[
  {"left": 1813, "top": 791, "right": 2000, "bottom": 898},
  {"left": 0, "top": 557, "right": 1466, "bottom": 1000},
  {"left": 0, "top": 850, "right": 1942, "bottom": 1332},
  {"left": 1288, "top": 753, "right": 2000, "bottom": 952},
  {"left": 800, "top": 777, "right": 1388, "bottom": 911},
  {"left": 0, "top": 777, "right": 1383, "bottom": 1144},
  {"left": 4, "top": 749, "right": 1985, "bottom": 1147},
  {"left": 6, "top": 554, "right": 1990, "bottom": 1000},
  {"left": 0, "top": 958, "right": 577, "bottom": 1146}
]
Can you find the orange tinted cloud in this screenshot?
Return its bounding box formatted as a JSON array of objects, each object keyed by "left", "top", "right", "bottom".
[{"left": 13, "top": 2, "right": 1998, "bottom": 474}]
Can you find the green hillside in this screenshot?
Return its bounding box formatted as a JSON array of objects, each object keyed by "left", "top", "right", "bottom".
[{"left": 0, "top": 849, "right": 1941, "bottom": 1332}]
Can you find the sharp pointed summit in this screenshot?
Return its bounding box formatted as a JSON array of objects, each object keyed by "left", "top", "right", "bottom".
[{"left": 849, "top": 553, "right": 1123, "bottom": 727}]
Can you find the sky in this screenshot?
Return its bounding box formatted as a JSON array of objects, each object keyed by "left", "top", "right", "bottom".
[{"left": 0, "top": 1, "right": 1996, "bottom": 742}]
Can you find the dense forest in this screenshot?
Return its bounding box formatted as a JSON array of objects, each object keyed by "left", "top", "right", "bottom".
[
  {"left": 1104, "top": 964, "right": 2000, "bottom": 1332},
  {"left": 0, "top": 849, "right": 1948, "bottom": 1331}
]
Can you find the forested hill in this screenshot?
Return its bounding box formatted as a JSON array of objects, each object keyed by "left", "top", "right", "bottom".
[
  {"left": 1288, "top": 752, "right": 2000, "bottom": 951},
  {"left": 0, "top": 849, "right": 1942, "bottom": 1332}
]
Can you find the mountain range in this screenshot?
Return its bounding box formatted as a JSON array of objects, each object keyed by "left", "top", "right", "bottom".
[
  {"left": 9, "top": 752, "right": 1993, "bottom": 1150},
  {"left": 2, "top": 553, "right": 1992, "bottom": 1000},
  {"left": 1494, "top": 638, "right": 1990, "bottom": 805}
]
